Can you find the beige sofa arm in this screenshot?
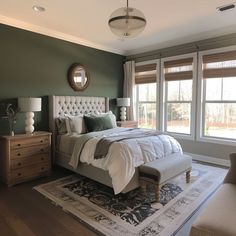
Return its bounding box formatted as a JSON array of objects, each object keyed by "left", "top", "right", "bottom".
[{"left": 224, "top": 153, "right": 236, "bottom": 184}]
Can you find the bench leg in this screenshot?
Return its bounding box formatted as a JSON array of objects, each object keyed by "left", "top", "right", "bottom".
[
  {"left": 186, "top": 170, "right": 191, "bottom": 183},
  {"left": 139, "top": 179, "right": 147, "bottom": 193},
  {"left": 156, "top": 184, "right": 160, "bottom": 203}
]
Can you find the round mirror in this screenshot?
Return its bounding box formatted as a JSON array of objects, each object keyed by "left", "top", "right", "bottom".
[{"left": 67, "top": 63, "right": 90, "bottom": 91}]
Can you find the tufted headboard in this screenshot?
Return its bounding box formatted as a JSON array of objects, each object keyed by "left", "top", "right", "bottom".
[{"left": 48, "top": 95, "right": 109, "bottom": 159}]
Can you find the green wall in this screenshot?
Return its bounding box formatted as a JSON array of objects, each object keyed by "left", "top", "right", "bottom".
[{"left": 0, "top": 24, "right": 124, "bottom": 135}]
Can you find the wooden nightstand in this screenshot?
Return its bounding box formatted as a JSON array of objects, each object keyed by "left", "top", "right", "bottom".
[
  {"left": 0, "top": 131, "right": 51, "bottom": 186},
  {"left": 116, "top": 120, "right": 138, "bottom": 128}
]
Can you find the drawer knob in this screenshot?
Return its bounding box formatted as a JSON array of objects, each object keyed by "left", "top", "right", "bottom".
[
  {"left": 41, "top": 149, "right": 44, "bottom": 152},
  {"left": 18, "top": 162, "right": 21, "bottom": 166},
  {"left": 40, "top": 140, "right": 43, "bottom": 143},
  {"left": 17, "top": 153, "right": 21, "bottom": 156},
  {"left": 18, "top": 173, "right": 22, "bottom": 176},
  {"left": 41, "top": 167, "right": 45, "bottom": 170},
  {"left": 17, "top": 144, "right": 21, "bottom": 147}
]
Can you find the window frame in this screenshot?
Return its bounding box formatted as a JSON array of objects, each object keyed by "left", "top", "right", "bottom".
[
  {"left": 135, "top": 59, "right": 160, "bottom": 130},
  {"left": 197, "top": 46, "right": 236, "bottom": 145},
  {"left": 160, "top": 53, "right": 197, "bottom": 140}
]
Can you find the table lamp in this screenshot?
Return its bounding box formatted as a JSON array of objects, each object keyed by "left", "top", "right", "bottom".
[
  {"left": 18, "top": 97, "right": 41, "bottom": 134},
  {"left": 116, "top": 97, "right": 130, "bottom": 121}
]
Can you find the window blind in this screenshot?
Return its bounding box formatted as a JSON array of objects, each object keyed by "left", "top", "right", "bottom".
[
  {"left": 135, "top": 63, "right": 157, "bottom": 84},
  {"left": 202, "top": 50, "right": 236, "bottom": 78},
  {"left": 164, "top": 57, "right": 193, "bottom": 81}
]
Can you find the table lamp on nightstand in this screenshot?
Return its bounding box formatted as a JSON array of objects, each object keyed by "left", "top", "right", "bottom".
[
  {"left": 18, "top": 97, "right": 42, "bottom": 134},
  {"left": 116, "top": 97, "right": 130, "bottom": 121}
]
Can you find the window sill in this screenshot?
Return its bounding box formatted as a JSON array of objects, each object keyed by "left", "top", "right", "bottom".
[
  {"left": 197, "top": 136, "right": 236, "bottom": 146},
  {"left": 163, "top": 132, "right": 194, "bottom": 141}
]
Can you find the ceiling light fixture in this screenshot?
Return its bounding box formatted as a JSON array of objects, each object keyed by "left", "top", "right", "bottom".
[
  {"left": 32, "top": 5, "right": 46, "bottom": 12},
  {"left": 217, "top": 3, "right": 235, "bottom": 12},
  {"left": 108, "top": 0, "right": 146, "bottom": 38}
]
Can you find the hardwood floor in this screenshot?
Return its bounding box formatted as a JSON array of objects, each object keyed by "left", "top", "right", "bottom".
[
  {"left": 0, "top": 166, "right": 212, "bottom": 236},
  {"left": 0, "top": 167, "right": 98, "bottom": 236}
]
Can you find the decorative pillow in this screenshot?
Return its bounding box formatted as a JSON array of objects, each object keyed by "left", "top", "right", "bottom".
[
  {"left": 55, "top": 118, "right": 67, "bottom": 134},
  {"left": 84, "top": 114, "right": 114, "bottom": 132},
  {"left": 92, "top": 111, "right": 117, "bottom": 128},
  {"left": 65, "top": 114, "right": 87, "bottom": 134}
]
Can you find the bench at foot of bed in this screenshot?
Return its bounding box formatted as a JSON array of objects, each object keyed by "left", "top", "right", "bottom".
[{"left": 139, "top": 153, "right": 192, "bottom": 202}]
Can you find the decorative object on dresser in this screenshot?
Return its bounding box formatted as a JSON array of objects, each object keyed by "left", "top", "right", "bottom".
[
  {"left": 18, "top": 97, "right": 42, "bottom": 134},
  {"left": 116, "top": 120, "right": 138, "bottom": 128},
  {"left": 5, "top": 103, "right": 18, "bottom": 136},
  {"left": 0, "top": 131, "right": 51, "bottom": 186},
  {"left": 67, "top": 63, "right": 90, "bottom": 91},
  {"left": 116, "top": 97, "right": 130, "bottom": 121}
]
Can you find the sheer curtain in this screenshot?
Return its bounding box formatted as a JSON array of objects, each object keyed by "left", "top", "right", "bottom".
[{"left": 123, "top": 61, "right": 135, "bottom": 121}]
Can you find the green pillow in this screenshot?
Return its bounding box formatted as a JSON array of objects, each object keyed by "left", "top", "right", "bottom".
[{"left": 84, "top": 114, "right": 114, "bottom": 132}]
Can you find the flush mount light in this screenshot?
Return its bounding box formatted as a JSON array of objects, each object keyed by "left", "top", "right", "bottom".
[
  {"left": 32, "top": 5, "right": 46, "bottom": 12},
  {"left": 217, "top": 2, "right": 235, "bottom": 12},
  {"left": 108, "top": 0, "right": 146, "bottom": 38}
]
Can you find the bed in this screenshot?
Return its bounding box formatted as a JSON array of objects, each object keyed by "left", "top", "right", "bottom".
[{"left": 49, "top": 95, "right": 183, "bottom": 194}]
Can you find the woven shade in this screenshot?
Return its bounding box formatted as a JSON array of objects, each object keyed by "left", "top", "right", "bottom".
[
  {"left": 165, "top": 71, "right": 193, "bottom": 81},
  {"left": 135, "top": 63, "right": 157, "bottom": 84},
  {"left": 164, "top": 57, "right": 193, "bottom": 81},
  {"left": 203, "top": 50, "right": 236, "bottom": 79},
  {"left": 164, "top": 58, "right": 193, "bottom": 69},
  {"left": 202, "top": 50, "right": 236, "bottom": 63}
]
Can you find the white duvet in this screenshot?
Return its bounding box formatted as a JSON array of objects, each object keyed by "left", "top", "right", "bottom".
[{"left": 69, "top": 128, "right": 182, "bottom": 194}]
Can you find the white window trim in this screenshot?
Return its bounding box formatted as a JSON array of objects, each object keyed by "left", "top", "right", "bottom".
[
  {"left": 135, "top": 59, "right": 160, "bottom": 130},
  {"left": 197, "top": 45, "right": 236, "bottom": 145},
  {"left": 160, "top": 52, "right": 197, "bottom": 140}
]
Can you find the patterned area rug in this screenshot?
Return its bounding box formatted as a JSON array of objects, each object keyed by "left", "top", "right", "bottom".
[{"left": 34, "top": 163, "right": 227, "bottom": 236}]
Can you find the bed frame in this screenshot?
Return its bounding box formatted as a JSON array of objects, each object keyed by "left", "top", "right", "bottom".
[{"left": 48, "top": 95, "right": 140, "bottom": 193}]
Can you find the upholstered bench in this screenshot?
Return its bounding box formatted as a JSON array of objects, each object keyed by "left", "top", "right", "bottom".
[
  {"left": 139, "top": 153, "right": 192, "bottom": 202},
  {"left": 190, "top": 153, "right": 236, "bottom": 236}
]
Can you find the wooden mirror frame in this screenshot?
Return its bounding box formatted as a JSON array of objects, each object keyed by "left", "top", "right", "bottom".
[{"left": 67, "top": 63, "right": 90, "bottom": 91}]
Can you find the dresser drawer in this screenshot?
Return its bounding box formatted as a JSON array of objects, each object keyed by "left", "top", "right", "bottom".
[
  {"left": 10, "top": 136, "right": 50, "bottom": 150},
  {"left": 10, "top": 162, "right": 50, "bottom": 181},
  {"left": 11, "top": 145, "right": 49, "bottom": 159},
  {"left": 10, "top": 154, "right": 50, "bottom": 170}
]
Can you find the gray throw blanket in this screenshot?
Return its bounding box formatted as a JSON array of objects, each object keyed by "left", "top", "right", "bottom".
[
  {"left": 94, "top": 129, "right": 160, "bottom": 159},
  {"left": 69, "top": 128, "right": 136, "bottom": 168}
]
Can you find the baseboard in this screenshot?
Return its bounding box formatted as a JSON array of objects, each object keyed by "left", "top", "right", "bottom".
[{"left": 184, "top": 152, "right": 230, "bottom": 167}]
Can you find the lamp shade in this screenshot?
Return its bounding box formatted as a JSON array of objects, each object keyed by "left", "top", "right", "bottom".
[
  {"left": 18, "top": 97, "right": 41, "bottom": 112},
  {"left": 117, "top": 97, "right": 130, "bottom": 107}
]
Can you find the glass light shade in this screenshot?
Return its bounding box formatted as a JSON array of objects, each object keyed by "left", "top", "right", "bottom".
[
  {"left": 108, "top": 7, "right": 146, "bottom": 38},
  {"left": 18, "top": 97, "right": 41, "bottom": 112},
  {"left": 117, "top": 97, "right": 130, "bottom": 107}
]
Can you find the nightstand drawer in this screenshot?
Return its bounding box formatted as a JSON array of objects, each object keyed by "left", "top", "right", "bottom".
[
  {"left": 10, "top": 163, "right": 50, "bottom": 182},
  {"left": 10, "top": 136, "right": 50, "bottom": 149},
  {"left": 10, "top": 154, "right": 50, "bottom": 170},
  {"left": 11, "top": 145, "right": 49, "bottom": 159}
]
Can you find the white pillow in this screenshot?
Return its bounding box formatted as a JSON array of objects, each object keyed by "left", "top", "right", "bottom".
[
  {"left": 65, "top": 114, "right": 87, "bottom": 134},
  {"left": 92, "top": 111, "right": 117, "bottom": 128}
]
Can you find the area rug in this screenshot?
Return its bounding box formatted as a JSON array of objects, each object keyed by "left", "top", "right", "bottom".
[{"left": 34, "top": 163, "right": 227, "bottom": 236}]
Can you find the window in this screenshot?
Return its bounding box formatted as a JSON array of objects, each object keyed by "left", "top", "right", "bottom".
[
  {"left": 163, "top": 56, "right": 195, "bottom": 136},
  {"left": 135, "top": 63, "right": 157, "bottom": 129},
  {"left": 201, "top": 50, "right": 236, "bottom": 140}
]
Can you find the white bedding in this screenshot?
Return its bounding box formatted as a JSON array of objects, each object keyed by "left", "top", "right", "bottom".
[{"left": 61, "top": 128, "right": 182, "bottom": 194}]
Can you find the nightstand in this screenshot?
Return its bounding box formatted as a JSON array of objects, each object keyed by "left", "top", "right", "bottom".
[
  {"left": 116, "top": 120, "right": 138, "bottom": 128},
  {"left": 0, "top": 131, "right": 51, "bottom": 186}
]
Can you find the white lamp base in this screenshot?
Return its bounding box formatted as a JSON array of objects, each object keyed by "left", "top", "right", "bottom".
[
  {"left": 25, "top": 112, "right": 35, "bottom": 134},
  {"left": 120, "top": 107, "right": 127, "bottom": 121}
]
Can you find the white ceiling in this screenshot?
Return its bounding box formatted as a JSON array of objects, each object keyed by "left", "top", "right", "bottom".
[{"left": 0, "top": 0, "right": 236, "bottom": 55}]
